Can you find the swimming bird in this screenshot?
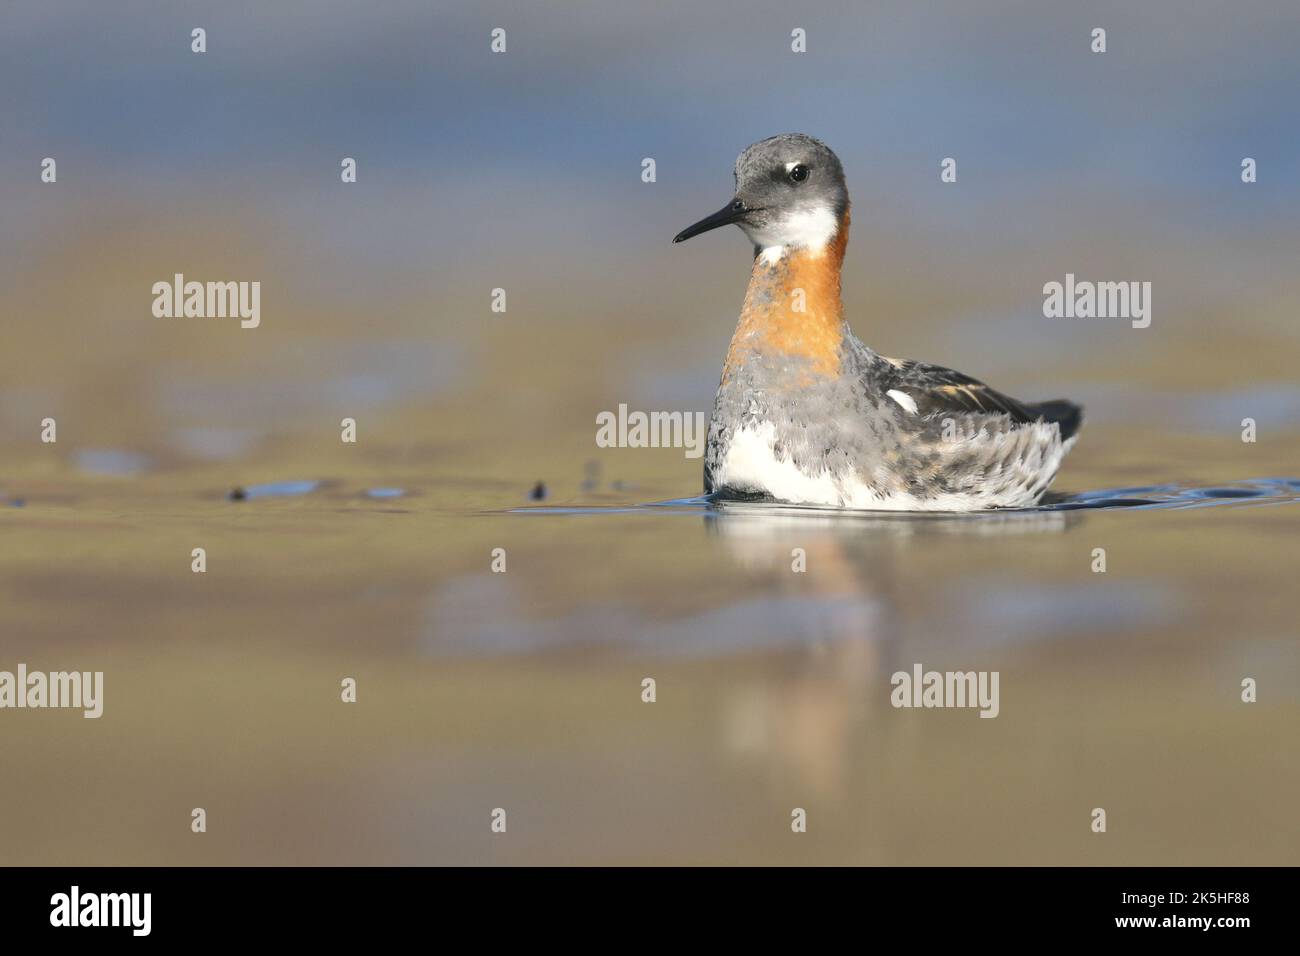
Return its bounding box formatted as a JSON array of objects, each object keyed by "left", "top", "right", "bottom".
[{"left": 673, "top": 133, "right": 1082, "bottom": 511}]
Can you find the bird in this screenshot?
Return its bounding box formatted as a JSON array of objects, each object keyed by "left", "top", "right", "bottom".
[{"left": 673, "top": 133, "right": 1082, "bottom": 511}]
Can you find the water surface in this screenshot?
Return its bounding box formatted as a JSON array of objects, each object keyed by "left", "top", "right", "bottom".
[{"left": 3, "top": 429, "right": 1297, "bottom": 865}]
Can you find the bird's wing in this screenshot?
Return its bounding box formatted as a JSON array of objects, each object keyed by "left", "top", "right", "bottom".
[
  {"left": 878, "top": 358, "right": 1040, "bottom": 422},
  {"left": 878, "top": 358, "right": 1084, "bottom": 440}
]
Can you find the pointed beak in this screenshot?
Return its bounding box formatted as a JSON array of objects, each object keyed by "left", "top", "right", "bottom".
[{"left": 673, "top": 199, "right": 751, "bottom": 243}]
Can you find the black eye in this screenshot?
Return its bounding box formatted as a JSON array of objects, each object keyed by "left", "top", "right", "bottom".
[{"left": 788, "top": 164, "right": 809, "bottom": 183}]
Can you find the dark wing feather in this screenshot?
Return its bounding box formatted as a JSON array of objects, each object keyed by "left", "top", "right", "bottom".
[{"left": 880, "top": 359, "right": 1082, "bottom": 440}]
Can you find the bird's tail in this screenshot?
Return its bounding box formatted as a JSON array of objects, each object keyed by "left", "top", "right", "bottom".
[{"left": 1029, "top": 399, "right": 1083, "bottom": 442}]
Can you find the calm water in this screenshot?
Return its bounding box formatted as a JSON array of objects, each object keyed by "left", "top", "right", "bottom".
[{"left": 3, "top": 429, "right": 1297, "bottom": 865}]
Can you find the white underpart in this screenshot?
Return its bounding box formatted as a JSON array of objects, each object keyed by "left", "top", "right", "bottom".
[
  {"left": 715, "top": 420, "right": 1073, "bottom": 512},
  {"left": 886, "top": 389, "right": 918, "bottom": 414},
  {"left": 717, "top": 422, "right": 843, "bottom": 505},
  {"left": 744, "top": 203, "right": 839, "bottom": 264}
]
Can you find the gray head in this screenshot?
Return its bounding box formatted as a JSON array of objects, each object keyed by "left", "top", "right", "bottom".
[{"left": 673, "top": 133, "right": 848, "bottom": 253}]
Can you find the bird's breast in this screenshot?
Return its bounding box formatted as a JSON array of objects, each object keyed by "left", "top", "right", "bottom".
[{"left": 722, "top": 242, "right": 847, "bottom": 387}]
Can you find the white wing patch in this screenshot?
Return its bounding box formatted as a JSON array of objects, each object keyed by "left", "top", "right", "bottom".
[{"left": 886, "top": 389, "right": 918, "bottom": 414}]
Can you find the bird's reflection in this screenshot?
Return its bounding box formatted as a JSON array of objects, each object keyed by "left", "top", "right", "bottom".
[
  {"left": 705, "top": 499, "right": 1079, "bottom": 537},
  {"left": 703, "top": 500, "right": 1078, "bottom": 804}
]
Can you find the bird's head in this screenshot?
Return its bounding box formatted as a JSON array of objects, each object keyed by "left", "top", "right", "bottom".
[{"left": 674, "top": 133, "right": 848, "bottom": 258}]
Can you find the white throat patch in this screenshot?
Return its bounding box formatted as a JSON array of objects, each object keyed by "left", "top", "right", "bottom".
[{"left": 744, "top": 204, "right": 839, "bottom": 258}]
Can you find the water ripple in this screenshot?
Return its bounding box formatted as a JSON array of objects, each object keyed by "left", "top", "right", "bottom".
[{"left": 511, "top": 477, "right": 1300, "bottom": 519}]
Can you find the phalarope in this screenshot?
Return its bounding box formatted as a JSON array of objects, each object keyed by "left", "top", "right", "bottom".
[{"left": 674, "top": 133, "right": 1082, "bottom": 511}]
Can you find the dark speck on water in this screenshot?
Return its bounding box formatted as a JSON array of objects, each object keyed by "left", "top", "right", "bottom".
[
  {"left": 228, "top": 480, "right": 323, "bottom": 501},
  {"left": 530, "top": 481, "right": 548, "bottom": 501}
]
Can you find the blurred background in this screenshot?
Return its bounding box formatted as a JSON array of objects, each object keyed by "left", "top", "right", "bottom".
[{"left": 1, "top": 0, "right": 1297, "bottom": 865}]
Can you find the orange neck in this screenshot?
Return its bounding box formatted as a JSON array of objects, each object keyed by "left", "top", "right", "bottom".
[{"left": 723, "top": 209, "right": 849, "bottom": 383}]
